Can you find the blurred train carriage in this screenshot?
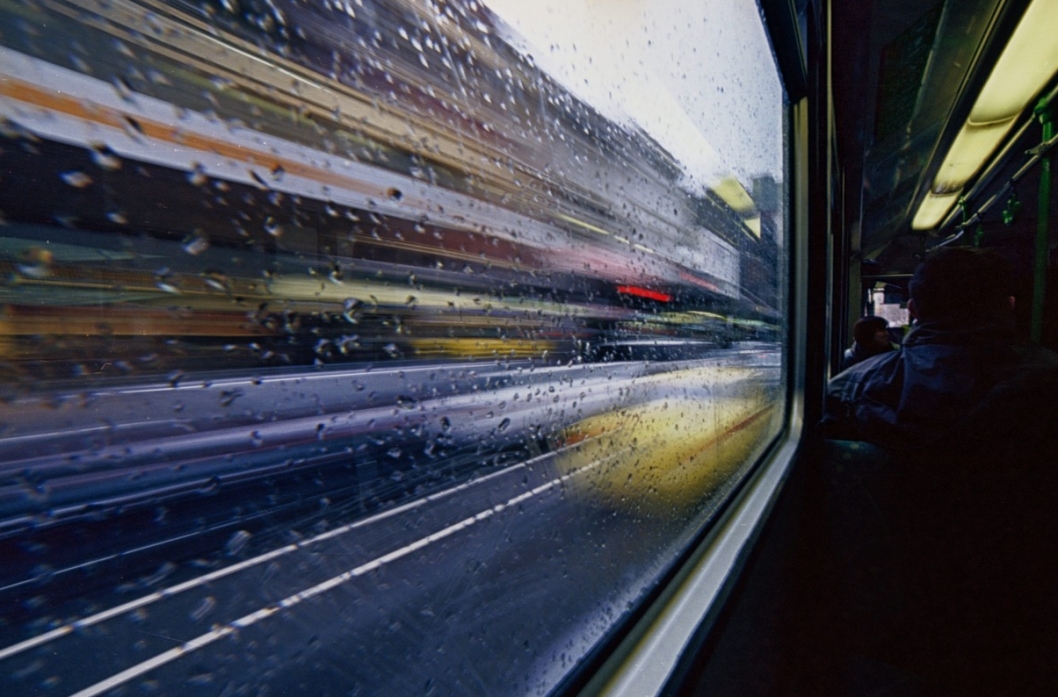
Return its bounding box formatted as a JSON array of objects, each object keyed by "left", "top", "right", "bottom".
[
  {"left": 0, "top": 0, "right": 767, "bottom": 379},
  {"left": 1, "top": 0, "right": 1056, "bottom": 696}
]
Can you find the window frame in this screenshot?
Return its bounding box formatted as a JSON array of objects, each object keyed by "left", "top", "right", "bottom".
[{"left": 567, "top": 7, "right": 812, "bottom": 691}]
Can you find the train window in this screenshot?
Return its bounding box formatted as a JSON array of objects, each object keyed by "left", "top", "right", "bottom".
[
  {"left": 0, "top": 0, "right": 787, "bottom": 695},
  {"left": 870, "top": 286, "right": 911, "bottom": 329}
]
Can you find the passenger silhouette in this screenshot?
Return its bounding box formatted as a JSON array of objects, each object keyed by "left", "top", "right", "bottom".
[
  {"left": 819, "top": 246, "right": 1058, "bottom": 696},
  {"left": 823, "top": 246, "right": 1057, "bottom": 452},
  {"left": 837, "top": 314, "right": 895, "bottom": 372}
]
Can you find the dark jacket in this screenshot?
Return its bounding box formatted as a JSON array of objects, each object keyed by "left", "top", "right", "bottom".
[
  {"left": 823, "top": 312, "right": 1058, "bottom": 457},
  {"left": 838, "top": 339, "right": 896, "bottom": 373},
  {"left": 821, "top": 313, "right": 1058, "bottom": 690}
]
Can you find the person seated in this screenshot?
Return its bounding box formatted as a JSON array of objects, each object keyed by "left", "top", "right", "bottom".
[
  {"left": 837, "top": 314, "right": 896, "bottom": 372},
  {"left": 823, "top": 246, "right": 1057, "bottom": 453},
  {"left": 819, "top": 246, "right": 1058, "bottom": 695}
]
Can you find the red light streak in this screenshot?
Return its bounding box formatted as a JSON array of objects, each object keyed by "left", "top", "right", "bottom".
[{"left": 616, "top": 285, "right": 673, "bottom": 302}]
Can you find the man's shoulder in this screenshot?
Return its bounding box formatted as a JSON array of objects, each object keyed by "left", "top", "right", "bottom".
[{"left": 828, "top": 347, "right": 902, "bottom": 397}]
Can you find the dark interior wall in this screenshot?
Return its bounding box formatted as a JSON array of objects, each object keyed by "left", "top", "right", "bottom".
[
  {"left": 661, "top": 441, "right": 911, "bottom": 696},
  {"left": 662, "top": 446, "right": 816, "bottom": 697}
]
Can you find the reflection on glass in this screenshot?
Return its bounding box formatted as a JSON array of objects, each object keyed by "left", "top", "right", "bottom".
[{"left": 0, "top": 0, "right": 787, "bottom": 695}]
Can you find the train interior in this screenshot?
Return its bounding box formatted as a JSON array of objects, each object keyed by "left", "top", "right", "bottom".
[
  {"left": 679, "top": 0, "right": 1058, "bottom": 695},
  {"left": 0, "top": 0, "right": 1056, "bottom": 695}
]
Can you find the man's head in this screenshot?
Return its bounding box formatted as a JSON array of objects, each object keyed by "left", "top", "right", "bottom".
[
  {"left": 908, "top": 247, "right": 1015, "bottom": 323},
  {"left": 852, "top": 315, "right": 890, "bottom": 348}
]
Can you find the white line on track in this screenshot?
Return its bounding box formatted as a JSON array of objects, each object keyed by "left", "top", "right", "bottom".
[
  {"left": 0, "top": 457, "right": 539, "bottom": 663},
  {"left": 64, "top": 460, "right": 594, "bottom": 697}
]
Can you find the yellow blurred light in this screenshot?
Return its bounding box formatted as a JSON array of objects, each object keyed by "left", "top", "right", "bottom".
[
  {"left": 970, "top": 0, "right": 1058, "bottom": 125},
  {"left": 410, "top": 337, "right": 553, "bottom": 359},
  {"left": 688, "top": 310, "right": 727, "bottom": 320},
  {"left": 555, "top": 212, "right": 610, "bottom": 236},
  {"left": 744, "top": 215, "right": 762, "bottom": 238},
  {"left": 931, "top": 119, "right": 1016, "bottom": 193},
  {"left": 713, "top": 176, "right": 756, "bottom": 214},
  {"left": 554, "top": 369, "right": 777, "bottom": 515},
  {"left": 912, "top": 191, "right": 961, "bottom": 230},
  {"left": 914, "top": 0, "right": 1058, "bottom": 230}
]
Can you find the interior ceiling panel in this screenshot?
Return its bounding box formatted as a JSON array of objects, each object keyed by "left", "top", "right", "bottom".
[{"left": 831, "top": 0, "right": 1011, "bottom": 275}]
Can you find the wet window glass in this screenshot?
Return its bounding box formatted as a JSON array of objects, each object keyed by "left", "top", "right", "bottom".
[{"left": 0, "top": 0, "right": 787, "bottom": 695}]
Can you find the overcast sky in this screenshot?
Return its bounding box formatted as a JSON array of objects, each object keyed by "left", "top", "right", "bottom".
[{"left": 483, "top": 0, "right": 785, "bottom": 193}]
